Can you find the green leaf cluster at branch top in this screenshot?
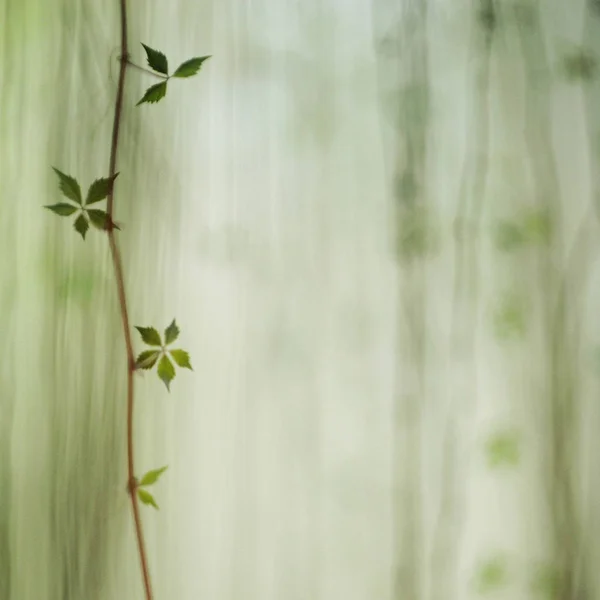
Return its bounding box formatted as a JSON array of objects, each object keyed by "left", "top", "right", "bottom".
[{"left": 136, "top": 43, "right": 211, "bottom": 106}]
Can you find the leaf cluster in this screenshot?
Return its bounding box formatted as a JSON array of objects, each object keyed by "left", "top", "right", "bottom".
[
  {"left": 45, "top": 38, "right": 209, "bottom": 524},
  {"left": 136, "top": 466, "right": 168, "bottom": 510},
  {"left": 135, "top": 319, "right": 192, "bottom": 390},
  {"left": 136, "top": 43, "right": 211, "bottom": 106},
  {"left": 45, "top": 168, "right": 120, "bottom": 239}
]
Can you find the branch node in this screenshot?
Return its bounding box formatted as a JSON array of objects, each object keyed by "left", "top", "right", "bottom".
[{"left": 127, "top": 476, "right": 138, "bottom": 495}]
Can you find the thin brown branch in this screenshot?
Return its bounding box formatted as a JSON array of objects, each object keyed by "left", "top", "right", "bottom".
[{"left": 106, "top": 0, "right": 154, "bottom": 598}]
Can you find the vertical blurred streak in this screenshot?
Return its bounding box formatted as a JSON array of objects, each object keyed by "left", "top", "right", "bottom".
[
  {"left": 37, "top": 1, "right": 131, "bottom": 597},
  {"left": 370, "top": 2, "right": 424, "bottom": 598},
  {"left": 449, "top": 0, "right": 493, "bottom": 407},
  {"left": 0, "top": 0, "right": 19, "bottom": 595},
  {"left": 275, "top": 4, "right": 324, "bottom": 598},
  {"left": 225, "top": 5, "right": 258, "bottom": 597},
  {"left": 373, "top": 0, "right": 438, "bottom": 596},
  {"left": 516, "top": 1, "right": 588, "bottom": 596},
  {"left": 431, "top": 2, "right": 494, "bottom": 599},
  {"left": 580, "top": 1, "right": 600, "bottom": 594},
  {"left": 0, "top": 0, "right": 58, "bottom": 595},
  {"left": 389, "top": 1, "right": 430, "bottom": 598}
]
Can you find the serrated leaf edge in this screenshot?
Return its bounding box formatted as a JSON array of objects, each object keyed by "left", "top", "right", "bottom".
[
  {"left": 141, "top": 43, "right": 169, "bottom": 76},
  {"left": 172, "top": 55, "right": 211, "bottom": 78},
  {"left": 135, "top": 326, "right": 163, "bottom": 346},
  {"left": 136, "top": 81, "right": 168, "bottom": 106}
]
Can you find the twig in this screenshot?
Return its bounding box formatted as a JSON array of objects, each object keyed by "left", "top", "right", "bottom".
[
  {"left": 125, "top": 60, "right": 169, "bottom": 80},
  {"left": 106, "top": 1, "right": 154, "bottom": 598}
]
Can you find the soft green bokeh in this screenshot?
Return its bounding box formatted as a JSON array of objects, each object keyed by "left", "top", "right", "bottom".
[
  {"left": 493, "top": 295, "right": 528, "bottom": 341},
  {"left": 485, "top": 431, "right": 521, "bottom": 468},
  {"left": 474, "top": 556, "right": 508, "bottom": 594},
  {"left": 4, "top": 1, "right": 600, "bottom": 599}
]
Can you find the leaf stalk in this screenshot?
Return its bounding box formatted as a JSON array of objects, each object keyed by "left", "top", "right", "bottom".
[{"left": 126, "top": 59, "right": 170, "bottom": 80}]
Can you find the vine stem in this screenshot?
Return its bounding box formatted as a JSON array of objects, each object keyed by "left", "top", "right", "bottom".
[{"left": 106, "top": 0, "right": 154, "bottom": 598}]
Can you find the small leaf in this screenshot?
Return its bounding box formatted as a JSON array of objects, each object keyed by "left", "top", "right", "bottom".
[
  {"left": 137, "top": 488, "right": 159, "bottom": 510},
  {"left": 157, "top": 354, "right": 176, "bottom": 391},
  {"left": 135, "top": 350, "right": 161, "bottom": 370},
  {"left": 141, "top": 43, "right": 169, "bottom": 75},
  {"left": 44, "top": 203, "right": 79, "bottom": 216},
  {"left": 169, "top": 349, "right": 192, "bottom": 370},
  {"left": 134, "top": 326, "right": 162, "bottom": 346},
  {"left": 139, "top": 466, "right": 168, "bottom": 487},
  {"left": 74, "top": 213, "right": 89, "bottom": 239},
  {"left": 164, "top": 319, "right": 180, "bottom": 345},
  {"left": 136, "top": 81, "right": 168, "bottom": 106},
  {"left": 172, "top": 56, "right": 211, "bottom": 78},
  {"left": 86, "top": 173, "right": 119, "bottom": 205},
  {"left": 87, "top": 209, "right": 112, "bottom": 230},
  {"left": 52, "top": 167, "right": 82, "bottom": 204}
]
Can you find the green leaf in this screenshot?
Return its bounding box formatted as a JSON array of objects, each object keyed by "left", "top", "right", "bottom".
[
  {"left": 172, "top": 56, "right": 211, "bottom": 78},
  {"left": 52, "top": 167, "right": 82, "bottom": 204},
  {"left": 139, "top": 465, "right": 168, "bottom": 487},
  {"left": 157, "top": 354, "right": 175, "bottom": 391},
  {"left": 85, "top": 173, "right": 119, "bottom": 205},
  {"left": 87, "top": 209, "right": 112, "bottom": 231},
  {"left": 136, "top": 81, "right": 168, "bottom": 106},
  {"left": 169, "top": 349, "right": 192, "bottom": 370},
  {"left": 164, "top": 319, "right": 180, "bottom": 345},
  {"left": 44, "top": 203, "right": 79, "bottom": 217},
  {"left": 137, "top": 488, "right": 159, "bottom": 510},
  {"left": 74, "top": 213, "right": 89, "bottom": 239},
  {"left": 135, "top": 350, "right": 161, "bottom": 370},
  {"left": 141, "top": 43, "right": 169, "bottom": 75},
  {"left": 134, "top": 326, "right": 162, "bottom": 346}
]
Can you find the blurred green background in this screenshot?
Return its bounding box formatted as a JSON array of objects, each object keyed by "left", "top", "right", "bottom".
[{"left": 2, "top": 0, "right": 600, "bottom": 599}]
